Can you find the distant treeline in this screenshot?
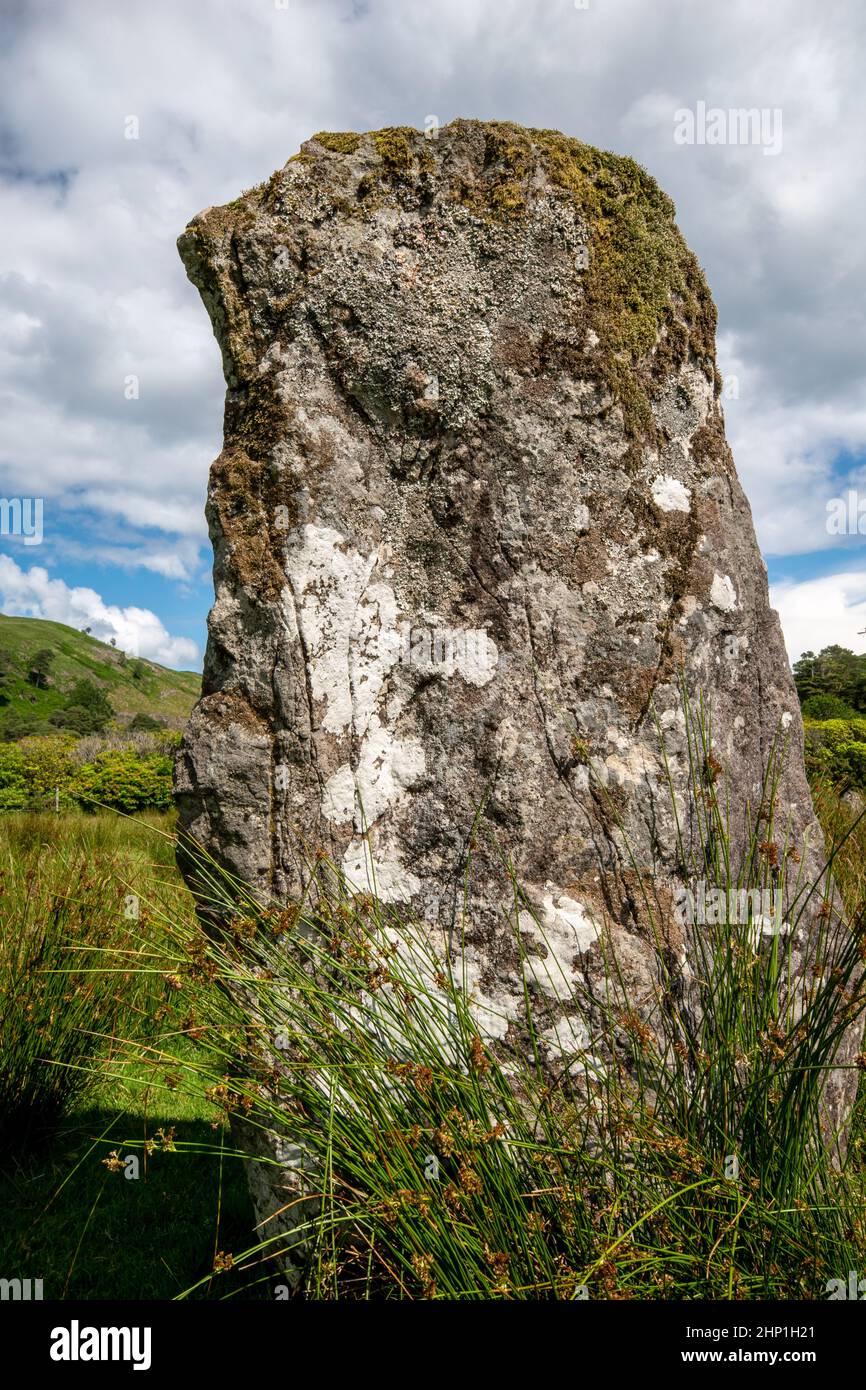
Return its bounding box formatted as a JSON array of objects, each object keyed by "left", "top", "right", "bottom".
[
  {"left": 791, "top": 645, "right": 866, "bottom": 793},
  {"left": 793, "top": 644, "right": 866, "bottom": 719}
]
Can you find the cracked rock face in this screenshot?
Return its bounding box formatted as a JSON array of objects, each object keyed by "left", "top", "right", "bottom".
[{"left": 175, "top": 122, "right": 860, "bottom": 1205}]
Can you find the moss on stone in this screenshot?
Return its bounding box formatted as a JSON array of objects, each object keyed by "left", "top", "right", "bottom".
[
  {"left": 689, "top": 418, "right": 733, "bottom": 477},
  {"left": 372, "top": 126, "right": 417, "bottom": 175},
  {"left": 261, "top": 170, "right": 284, "bottom": 209},
  {"left": 438, "top": 121, "right": 717, "bottom": 439},
  {"left": 311, "top": 130, "right": 362, "bottom": 154}
]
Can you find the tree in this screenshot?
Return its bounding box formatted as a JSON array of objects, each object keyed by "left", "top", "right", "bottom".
[
  {"left": 128, "top": 712, "right": 163, "bottom": 732},
  {"left": 793, "top": 651, "right": 818, "bottom": 704},
  {"left": 27, "top": 647, "right": 54, "bottom": 689},
  {"left": 0, "top": 648, "right": 13, "bottom": 705},
  {"left": 794, "top": 645, "right": 866, "bottom": 714},
  {"left": 57, "top": 679, "right": 114, "bottom": 733}
]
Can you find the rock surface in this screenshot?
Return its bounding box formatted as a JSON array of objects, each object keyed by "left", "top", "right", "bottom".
[{"left": 175, "top": 122, "right": 861, "bottom": 1226}]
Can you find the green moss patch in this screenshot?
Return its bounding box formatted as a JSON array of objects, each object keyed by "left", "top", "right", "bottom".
[
  {"left": 310, "top": 130, "right": 363, "bottom": 155},
  {"left": 451, "top": 122, "right": 717, "bottom": 437}
]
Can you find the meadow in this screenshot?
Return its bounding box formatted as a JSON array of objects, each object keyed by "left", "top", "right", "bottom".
[{"left": 0, "top": 812, "right": 259, "bottom": 1300}]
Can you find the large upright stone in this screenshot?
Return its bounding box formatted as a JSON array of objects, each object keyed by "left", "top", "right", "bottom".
[{"left": 175, "top": 121, "right": 859, "bottom": 1148}]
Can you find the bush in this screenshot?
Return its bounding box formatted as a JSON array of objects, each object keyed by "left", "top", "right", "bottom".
[
  {"left": 128, "top": 712, "right": 164, "bottom": 732},
  {"left": 0, "top": 737, "right": 76, "bottom": 809},
  {"left": 0, "top": 744, "right": 26, "bottom": 808},
  {"left": 804, "top": 718, "right": 866, "bottom": 788},
  {"left": 0, "top": 737, "right": 174, "bottom": 812},
  {"left": 72, "top": 750, "right": 174, "bottom": 813},
  {"left": 801, "top": 693, "right": 858, "bottom": 720}
]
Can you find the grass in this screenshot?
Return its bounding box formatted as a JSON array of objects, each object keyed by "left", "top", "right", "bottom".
[
  {"left": 1, "top": 689, "right": 865, "bottom": 1301},
  {"left": 0, "top": 811, "right": 259, "bottom": 1300}
]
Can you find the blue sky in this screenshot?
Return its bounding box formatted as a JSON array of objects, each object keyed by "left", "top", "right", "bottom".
[{"left": 1, "top": 0, "right": 865, "bottom": 669}]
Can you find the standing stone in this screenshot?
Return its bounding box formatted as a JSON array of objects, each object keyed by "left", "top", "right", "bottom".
[{"left": 175, "top": 122, "right": 861, "bottom": 1216}]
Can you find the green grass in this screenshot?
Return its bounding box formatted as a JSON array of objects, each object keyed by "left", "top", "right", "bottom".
[
  {"left": 0, "top": 1105, "right": 259, "bottom": 1301},
  {"left": 0, "top": 811, "right": 260, "bottom": 1300},
  {"left": 0, "top": 614, "right": 200, "bottom": 737}
]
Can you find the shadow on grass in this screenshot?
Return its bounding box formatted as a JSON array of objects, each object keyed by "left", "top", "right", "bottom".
[{"left": 0, "top": 1110, "right": 271, "bottom": 1301}]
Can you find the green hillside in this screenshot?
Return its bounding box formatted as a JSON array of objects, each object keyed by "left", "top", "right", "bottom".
[{"left": 0, "top": 615, "right": 201, "bottom": 740}]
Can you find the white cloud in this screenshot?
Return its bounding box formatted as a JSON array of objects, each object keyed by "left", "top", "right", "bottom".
[
  {"left": 0, "top": 555, "right": 199, "bottom": 668},
  {"left": 771, "top": 571, "right": 866, "bottom": 663},
  {"left": 51, "top": 536, "right": 202, "bottom": 582},
  {"left": 718, "top": 332, "right": 866, "bottom": 557}
]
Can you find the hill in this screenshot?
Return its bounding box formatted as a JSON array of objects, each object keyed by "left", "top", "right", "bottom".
[{"left": 0, "top": 615, "right": 201, "bottom": 740}]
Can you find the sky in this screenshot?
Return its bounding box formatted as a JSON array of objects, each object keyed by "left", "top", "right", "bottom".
[{"left": 0, "top": 0, "right": 864, "bottom": 670}]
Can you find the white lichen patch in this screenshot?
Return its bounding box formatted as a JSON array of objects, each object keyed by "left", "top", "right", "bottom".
[
  {"left": 320, "top": 763, "right": 356, "bottom": 823},
  {"left": 748, "top": 915, "right": 791, "bottom": 945},
  {"left": 541, "top": 1015, "right": 591, "bottom": 1056},
  {"left": 651, "top": 474, "right": 691, "bottom": 513},
  {"left": 283, "top": 524, "right": 496, "bottom": 842},
  {"left": 710, "top": 572, "right": 738, "bottom": 612},
  {"left": 322, "top": 719, "right": 426, "bottom": 828},
  {"left": 370, "top": 933, "right": 521, "bottom": 1048},
  {"left": 389, "top": 623, "right": 498, "bottom": 686},
  {"left": 341, "top": 837, "right": 421, "bottom": 904},
  {"left": 456, "top": 954, "right": 517, "bottom": 1042},
  {"left": 282, "top": 525, "right": 389, "bottom": 736},
  {"left": 518, "top": 887, "right": 601, "bottom": 999}
]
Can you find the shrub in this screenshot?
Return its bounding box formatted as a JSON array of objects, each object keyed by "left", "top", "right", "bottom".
[
  {"left": 805, "top": 718, "right": 866, "bottom": 789},
  {"left": 0, "top": 744, "right": 26, "bottom": 808},
  {"left": 0, "top": 737, "right": 76, "bottom": 809},
  {"left": 72, "top": 750, "right": 174, "bottom": 813},
  {"left": 0, "top": 736, "right": 174, "bottom": 811},
  {"left": 801, "top": 693, "right": 858, "bottom": 720},
  {"left": 129, "top": 712, "right": 164, "bottom": 732}
]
